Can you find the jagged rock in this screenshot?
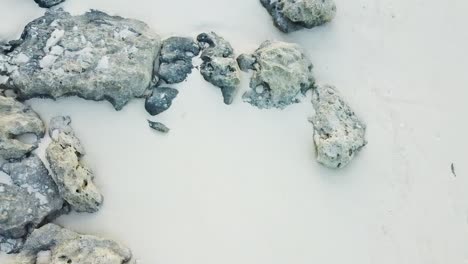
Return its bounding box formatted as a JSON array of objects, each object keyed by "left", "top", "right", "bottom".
[
  {"left": 310, "top": 85, "right": 367, "bottom": 168},
  {"left": 0, "top": 95, "right": 45, "bottom": 160},
  {"left": 239, "top": 40, "right": 314, "bottom": 109},
  {"left": 148, "top": 120, "right": 170, "bottom": 133},
  {"left": 145, "top": 87, "right": 178, "bottom": 116},
  {"left": 16, "top": 224, "right": 133, "bottom": 264},
  {"left": 34, "top": 0, "right": 65, "bottom": 8},
  {"left": 157, "top": 37, "right": 200, "bottom": 84},
  {"left": 0, "top": 155, "right": 66, "bottom": 253},
  {"left": 197, "top": 32, "right": 240, "bottom": 105},
  {"left": 46, "top": 116, "right": 103, "bottom": 213},
  {"left": 260, "top": 0, "right": 336, "bottom": 33},
  {"left": 0, "top": 9, "right": 161, "bottom": 110}
]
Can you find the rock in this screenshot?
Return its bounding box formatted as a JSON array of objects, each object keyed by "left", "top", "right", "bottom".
[
  {"left": 0, "top": 95, "right": 45, "bottom": 160},
  {"left": 148, "top": 120, "right": 170, "bottom": 133},
  {"left": 157, "top": 37, "right": 200, "bottom": 84},
  {"left": 0, "top": 155, "right": 66, "bottom": 253},
  {"left": 16, "top": 224, "right": 133, "bottom": 264},
  {"left": 197, "top": 32, "right": 240, "bottom": 105},
  {"left": 260, "top": 0, "right": 336, "bottom": 33},
  {"left": 0, "top": 9, "right": 161, "bottom": 110},
  {"left": 46, "top": 116, "right": 103, "bottom": 213},
  {"left": 239, "top": 40, "right": 314, "bottom": 109},
  {"left": 0, "top": 236, "right": 24, "bottom": 254},
  {"left": 34, "top": 0, "right": 65, "bottom": 8},
  {"left": 145, "top": 87, "right": 179, "bottom": 116},
  {"left": 310, "top": 85, "right": 367, "bottom": 168}
]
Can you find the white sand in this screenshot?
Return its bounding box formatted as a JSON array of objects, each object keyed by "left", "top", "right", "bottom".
[{"left": 1, "top": 0, "right": 468, "bottom": 263}]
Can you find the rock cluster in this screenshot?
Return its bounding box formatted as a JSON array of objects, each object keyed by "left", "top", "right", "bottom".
[
  {"left": 0, "top": 95, "right": 45, "bottom": 160},
  {"left": 16, "top": 224, "right": 133, "bottom": 264},
  {"left": 239, "top": 41, "right": 314, "bottom": 109},
  {"left": 0, "top": 9, "right": 161, "bottom": 110},
  {"left": 46, "top": 116, "right": 103, "bottom": 213},
  {"left": 197, "top": 32, "right": 240, "bottom": 105},
  {"left": 260, "top": 0, "right": 337, "bottom": 33},
  {"left": 310, "top": 85, "right": 367, "bottom": 168}
]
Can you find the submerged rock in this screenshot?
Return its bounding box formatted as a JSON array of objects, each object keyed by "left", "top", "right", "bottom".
[
  {"left": 34, "top": 0, "right": 65, "bottom": 8},
  {"left": 46, "top": 116, "right": 103, "bottom": 213},
  {"left": 0, "top": 95, "right": 45, "bottom": 160},
  {"left": 239, "top": 40, "right": 314, "bottom": 109},
  {"left": 0, "top": 155, "right": 66, "bottom": 253},
  {"left": 148, "top": 120, "right": 170, "bottom": 133},
  {"left": 16, "top": 224, "right": 133, "bottom": 264},
  {"left": 197, "top": 32, "right": 240, "bottom": 105},
  {"left": 0, "top": 9, "right": 161, "bottom": 110},
  {"left": 260, "top": 0, "right": 336, "bottom": 33},
  {"left": 310, "top": 85, "right": 367, "bottom": 168},
  {"left": 157, "top": 37, "right": 200, "bottom": 84},
  {"left": 145, "top": 87, "right": 179, "bottom": 116}
]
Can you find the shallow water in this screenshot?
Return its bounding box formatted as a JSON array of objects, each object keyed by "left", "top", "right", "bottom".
[{"left": 1, "top": 0, "right": 468, "bottom": 263}]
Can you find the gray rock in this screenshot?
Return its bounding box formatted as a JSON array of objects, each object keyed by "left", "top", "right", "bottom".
[
  {"left": 16, "top": 224, "right": 133, "bottom": 264},
  {"left": 0, "top": 155, "right": 66, "bottom": 253},
  {"left": 260, "top": 0, "right": 336, "bottom": 33},
  {"left": 158, "top": 37, "right": 200, "bottom": 84},
  {"left": 34, "top": 0, "right": 65, "bottom": 8},
  {"left": 0, "top": 9, "right": 161, "bottom": 110},
  {"left": 310, "top": 85, "right": 367, "bottom": 168},
  {"left": 0, "top": 95, "right": 45, "bottom": 160},
  {"left": 197, "top": 32, "right": 240, "bottom": 105},
  {"left": 46, "top": 116, "right": 103, "bottom": 213},
  {"left": 145, "top": 87, "right": 179, "bottom": 116},
  {"left": 240, "top": 40, "right": 314, "bottom": 109},
  {"left": 148, "top": 120, "right": 170, "bottom": 133}
]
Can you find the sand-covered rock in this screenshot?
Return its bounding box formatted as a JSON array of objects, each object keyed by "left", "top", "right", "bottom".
[
  {"left": 0, "top": 95, "right": 45, "bottom": 160},
  {"left": 0, "top": 155, "right": 65, "bottom": 253},
  {"left": 0, "top": 9, "right": 161, "bottom": 110},
  {"left": 46, "top": 116, "right": 103, "bottom": 213},
  {"left": 310, "top": 85, "right": 367, "bottom": 168},
  {"left": 239, "top": 40, "right": 314, "bottom": 109},
  {"left": 16, "top": 224, "right": 132, "bottom": 264},
  {"left": 260, "top": 0, "right": 336, "bottom": 33},
  {"left": 157, "top": 37, "right": 200, "bottom": 84},
  {"left": 197, "top": 32, "right": 240, "bottom": 105}
]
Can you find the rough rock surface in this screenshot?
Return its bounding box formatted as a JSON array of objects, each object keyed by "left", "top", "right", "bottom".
[
  {"left": 34, "top": 0, "right": 65, "bottom": 8},
  {"left": 197, "top": 32, "right": 240, "bottom": 105},
  {"left": 0, "top": 236, "right": 24, "bottom": 254},
  {"left": 0, "top": 95, "right": 45, "bottom": 160},
  {"left": 0, "top": 155, "right": 65, "bottom": 253},
  {"left": 148, "top": 120, "right": 170, "bottom": 133},
  {"left": 145, "top": 87, "right": 179, "bottom": 116},
  {"left": 46, "top": 116, "right": 103, "bottom": 213},
  {"left": 310, "top": 85, "right": 367, "bottom": 168},
  {"left": 157, "top": 37, "right": 200, "bottom": 84},
  {"left": 260, "top": 0, "right": 336, "bottom": 33},
  {"left": 0, "top": 9, "right": 161, "bottom": 110},
  {"left": 239, "top": 41, "right": 314, "bottom": 109},
  {"left": 16, "top": 224, "right": 133, "bottom": 264}
]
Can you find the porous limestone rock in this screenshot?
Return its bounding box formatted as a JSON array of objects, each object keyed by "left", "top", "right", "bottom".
[
  {"left": 148, "top": 120, "right": 170, "bottom": 133},
  {"left": 0, "top": 155, "right": 65, "bottom": 253},
  {"left": 157, "top": 37, "right": 200, "bottom": 84},
  {"left": 0, "top": 9, "right": 161, "bottom": 110},
  {"left": 0, "top": 95, "right": 45, "bottom": 160},
  {"left": 239, "top": 40, "right": 314, "bottom": 109},
  {"left": 34, "top": 0, "right": 65, "bottom": 8},
  {"left": 46, "top": 116, "right": 103, "bottom": 213},
  {"left": 260, "top": 0, "right": 336, "bottom": 33},
  {"left": 310, "top": 85, "right": 367, "bottom": 168},
  {"left": 197, "top": 32, "right": 240, "bottom": 105},
  {"left": 145, "top": 87, "right": 179, "bottom": 116},
  {"left": 16, "top": 224, "right": 133, "bottom": 264}
]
